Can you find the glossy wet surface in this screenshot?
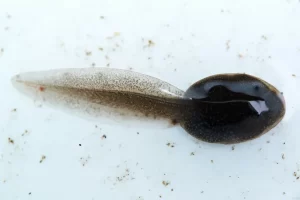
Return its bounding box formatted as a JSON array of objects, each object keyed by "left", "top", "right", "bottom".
[{"left": 181, "top": 74, "right": 286, "bottom": 144}]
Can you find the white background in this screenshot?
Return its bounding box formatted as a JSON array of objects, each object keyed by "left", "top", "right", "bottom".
[{"left": 1, "top": 0, "right": 300, "bottom": 199}]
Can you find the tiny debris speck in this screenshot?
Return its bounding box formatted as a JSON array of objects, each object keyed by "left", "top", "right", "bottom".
[
  {"left": 101, "top": 134, "right": 107, "bottom": 139},
  {"left": 8, "top": 138, "right": 14, "bottom": 144},
  {"left": 226, "top": 40, "right": 230, "bottom": 50},
  {"left": 40, "top": 155, "right": 46, "bottom": 163},
  {"left": 85, "top": 51, "right": 92, "bottom": 56},
  {"left": 162, "top": 181, "right": 170, "bottom": 186},
  {"left": 148, "top": 40, "right": 155, "bottom": 47},
  {"left": 22, "top": 130, "right": 29, "bottom": 136},
  {"left": 166, "top": 142, "right": 175, "bottom": 148},
  {"left": 190, "top": 152, "right": 195, "bottom": 156},
  {"left": 282, "top": 153, "right": 285, "bottom": 160},
  {"left": 261, "top": 35, "right": 268, "bottom": 40}
]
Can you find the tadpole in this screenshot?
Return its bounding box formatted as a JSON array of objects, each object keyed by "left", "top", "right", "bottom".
[{"left": 11, "top": 68, "right": 285, "bottom": 144}]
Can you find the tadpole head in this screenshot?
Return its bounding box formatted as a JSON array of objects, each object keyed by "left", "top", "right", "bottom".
[{"left": 180, "top": 73, "right": 285, "bottom": 144}]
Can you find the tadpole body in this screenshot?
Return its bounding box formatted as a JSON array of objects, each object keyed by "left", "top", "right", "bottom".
[{"left": 11, "top": 68, "right": 285, "bottom": 144}]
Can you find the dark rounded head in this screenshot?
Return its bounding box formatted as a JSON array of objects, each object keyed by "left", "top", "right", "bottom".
[{"left": 180, "top": 73, "right": 285, "bottom": 144}]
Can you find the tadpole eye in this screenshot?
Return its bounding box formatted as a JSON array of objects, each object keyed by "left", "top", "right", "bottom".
[{"left": 180, "top": 73, "right": 285, "bottom": 144}]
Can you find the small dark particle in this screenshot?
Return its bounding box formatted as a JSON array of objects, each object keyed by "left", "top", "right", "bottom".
[
  {"left": 28, "top": 192, "right": 31, "bottom": 195},
  {"left": 91, "top": 63, "right": 96, "bottom": 67},
  {"left": 190, "top": 152, "right": 195, "bottom": 156},
  {"left": 283, "top": 142, "right": 286, "bottom": 145},
  {"left": 79, "top": 144, "right": 82, "bottom": 146},
  {"left": 100, "top": 16, "right": 105, "bottom": 19},
  {"left": 40, "top": 155, "right": 46, "bottom": 163},
  {"left": 292, "top": 74, "right": 296, "bottom": 77},
  {"left": 4, "top": 27, "right": 9, "bottom": 31},
  {"left": 166, "top": 142, "right": 175, "bottom": 148},
  {"left": 148, "top": 40, "right": 155, "bottom": 47},
  {"left": 283, "top": 192, "right": 286, "bottom": 195},
  {"left": 201, "top": 191, "right": 204, "bottom": 193},
  {"left": 8, "top": 138, "right": 14, "bottom": 144},
  {"left": 137, "top": 132, "right": 139, "bottom": 135},
  {"left": 266, "top": 141, "right": 270, "bottom": 143},
  {"left": 98, "top": 47, "right": 103, "bottom": 51},
  {"left": 294, "top": 172, "right": 297, "bottom": 177},
  {"left": 148, "top": 57, "right": 151, "bottom": 60},
  {"left": 171, "top": 189, "right": 174, "bottom": 191},
  {"left": 159, "top": 195, "right": 162, "bottom": 198},
  {"left": 211, "top": 160, "right": 214, "bottom": 163},
  {"left": 106, "top": 63, "right": 110, "bottom": 67},
  {"left": 232, "top": 146, "right": 235, "bottom": 150},
  {"left": 0, "top": 48, "right": 4, "bottom": 53},
  {"left": 22, "top": 130, "right": 29, "bottom": 136},
  {"left": 11, "top": 108, "right": 17, "bottom": 112},
  {"left": 297, "top": 177, "right": 299, "bottom": 180},
  {"left": 282, "top": 153, "right": 285, "bottom": 160},
  {"left": 162, "top": 180, "right": 170, "bottom": 186},
  {"left": 95, "top": 125, "right": 98, "bottom": 128},
  {"left": 101, "top": 134, "right": 107, "bottom": 139},
  {"left": 174, "top": 68, "right": 177, "bottom": 72},
  {"left": 85, "top": 51, "right": 92, "bottom": 56}
]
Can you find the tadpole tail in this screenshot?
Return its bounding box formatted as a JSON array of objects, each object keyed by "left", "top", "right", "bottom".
[{"left": 11, "top": 67, "right": 188, "bottom": 123}]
